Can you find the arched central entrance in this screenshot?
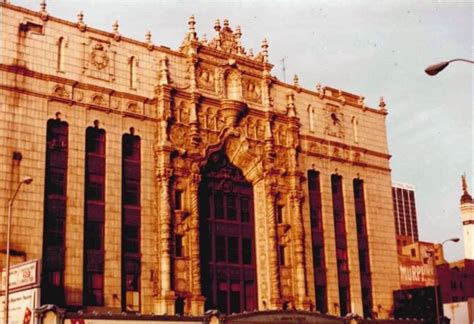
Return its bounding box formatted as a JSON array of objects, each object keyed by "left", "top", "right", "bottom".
[{"left": 199, "top": 151, "right": 257, "bottom": 314}]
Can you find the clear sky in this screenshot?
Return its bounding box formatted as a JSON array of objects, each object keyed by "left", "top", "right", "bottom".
[{"left": 11, "top": 0, "right": 473, "bottom": 261}]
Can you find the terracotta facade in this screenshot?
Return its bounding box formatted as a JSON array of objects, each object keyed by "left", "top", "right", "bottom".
[{"left": 0, "top": 2, "right": 400, "bottom": 318}]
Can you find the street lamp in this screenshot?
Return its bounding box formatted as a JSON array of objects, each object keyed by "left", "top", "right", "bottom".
[
  {"left": 425, "top": 58, "right": 474, "bottom": 76},
  {"left": 428, "top": 237, "right": 460, "bottom": 324},
  {"left": 4, "top": 176, "right": 33, "bottom": 324}
]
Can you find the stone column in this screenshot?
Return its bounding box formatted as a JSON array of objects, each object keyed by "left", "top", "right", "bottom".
[
  {"left": 265, "top": 176, "right": 282, "bottom": 308},
  {"left": 189, "top": 169, "right": 205, "bottom": 315},
  {"left": 156, "top": 166, "right": 175, "bottom": 314},
  {"left": 290, "top": 187, "right": 311, "bottom": 310}
]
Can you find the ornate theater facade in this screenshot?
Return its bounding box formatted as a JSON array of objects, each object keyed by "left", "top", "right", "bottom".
[{"left": 0, "top": 2, "right": 400, "bottom": 320}]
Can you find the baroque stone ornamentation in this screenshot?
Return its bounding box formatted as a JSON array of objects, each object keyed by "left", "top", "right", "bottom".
[
  {"left": 52, "top": 84, "right": 69, "bottom": 98},
  {"left": 196, "top": 65, "right": 215, "bottom": 92},
  {"left": 324, "top": 103, "right": 345, "bottom": 138},
  {"left": 242, "top": 77, "right": 262, "bottom": 103},
  {"left": 90, "top": 43, "right": 109, "bottom": 70},
  {"left": 91, "top": 93, "right": 106, "bottom": 106}
]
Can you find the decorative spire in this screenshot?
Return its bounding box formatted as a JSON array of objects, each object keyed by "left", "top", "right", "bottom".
[
  {"left": 201, "top": 33, "right": 208, "bottom": 44},
  {"left": 214, "top": 19, "right": 221, "bottom": 32},
  {"left": 293, "top": 74, "right": 299, "bottom": 87},
  {"left": 379, "top": 96, "right": 387, "bottom": 112},
  {"left": 223, "top": 18, "right": 230, "bottom": 30},
  {"left": 145, "top": 30, "right": 153, "bottom": 51},
  {"left": 39, "top": 0, "right": 48, "bottom": 21},
  {"left": 187, "top": 15, "right": 197, "bottom": 41},
  {"left": 261, "top": 38, "right": 269, "bottom": 63},
  {"left": 112, "top": 20, "right": 119, "bottom": 33},
  {"left": 77, "top": 11, "right": 86, "bottom": 32},
  {"left": 248, "top": 48, "right": 254, "bottom": 57},
  {"left": 316, "top": 83, "right": 322, "bottom": 93},
  {"left": 461, "top": 174, "right": 473, "bottom": 204},
  {"left": 159, "top": 54, "right": 170, "bottom": 86},
  {"left": 234, "top": 26, "right": 243, "bottom": 54},
  {"left": 286, "top": 91, "right": 296, "bottom": 118},
  {"left": 112, "top": 20, "right": 121, "bottom": 41}
]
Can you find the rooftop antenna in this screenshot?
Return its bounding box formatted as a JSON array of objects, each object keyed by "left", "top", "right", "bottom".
[{"left": 280, "top": 56, "right": 288, "bottom": 82}]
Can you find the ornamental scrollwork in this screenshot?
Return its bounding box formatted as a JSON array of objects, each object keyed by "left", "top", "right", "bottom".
[{"left": 90, "top": 43, "right": 109, "bottom": 70}]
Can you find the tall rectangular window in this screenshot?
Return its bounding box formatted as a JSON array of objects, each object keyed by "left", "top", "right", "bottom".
[
  {"left": 122, "top": 133, "right": 141, "bottom": 312},
  {"left": 331, "top": 174, "right": 351, "bottom": 316},
  {"left": 84, "top": 126, "right": 106, "bottom": 306},
  {"left": 308, "top": 170, "right": 327, "bottom": 313},
  {"left": 353, "top": 179, "right": 373, "bottom": 318},
  {"left": 42, "top": 119, "right": 68, "bottom": 306}
]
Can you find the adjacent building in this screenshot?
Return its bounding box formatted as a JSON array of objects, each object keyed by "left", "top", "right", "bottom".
[
  {"left": 0, "top": 2, "right": 401, "bottom": 320},
  {"left": 438, "top": 176, "right": 474, "bottom": 324},
  {"left": 392, "top": 182, "right": 418, "bottom": 252}
]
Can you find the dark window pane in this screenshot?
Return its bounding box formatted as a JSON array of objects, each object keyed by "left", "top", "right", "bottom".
[
  {"left": 228, "top": 237, "right": 239, "bottom": 263},
  {"left": 227, "top": 194, "right": 236, "bottom": 220},
  {"left": 175, "top": 235, "right": 183, "bottom": 257},
  {"left": 240, "top": 197, "right": 250, "bottom": 222},
  {"left": 242, "top": 239, "right": 252, "bottom": 265},
  {"left": 216, "top": 235, "right": 226, "bottom": 262},
  {"left": 279, "top": 246, "right": 286, "bottom": 266},
  {"left": 214, "top": 193, "right": 224, "bottom": 219}
]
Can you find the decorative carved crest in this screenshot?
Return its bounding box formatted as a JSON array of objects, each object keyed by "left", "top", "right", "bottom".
[
  {"left": 242, "top": 77, "right": 262, "bottom": 103},
  {"left": 91, "top": 93, "right": 106, "bottom": 106},
  {"left": 196, "top": 65, "right": 215, "bottom": 92},
  {"left": 208, "top": 19, "right": 245, "bottom": 55},
  {"left": 90, "top": 43, "right": 109, "bottom": 70},
  {"left": 126, "top": 102, "right": 141, "bottom": 114},
  {"left": 52, "top": 85, "right": 69, "bottom": 98},
  {"left": 324, "top": 104, "right": 345, "bottom": 138}
]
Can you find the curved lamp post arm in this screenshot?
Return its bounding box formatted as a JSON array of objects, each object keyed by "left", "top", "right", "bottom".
[
  {"left": 425, "top": 58, "right": 474, "bottom": 76},
  {"left": 429, "top": 237, "right": 460, "bottom": 324},
  {"left": 4, "top": 177, "right": 33, "bottom": 324}
]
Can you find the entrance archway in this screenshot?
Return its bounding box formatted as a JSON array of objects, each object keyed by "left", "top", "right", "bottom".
[{"left": 199, "top": 151, "right": 257, "bottom": 314}]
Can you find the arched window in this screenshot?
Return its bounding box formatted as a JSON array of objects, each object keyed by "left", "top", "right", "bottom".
[
  {"left": 353, "top": 179, "right": 373, "bottom": 318},
  {"left": 42, "top": 118, "right": 68, "bottom": 306},
  {"left": 351, "top": 116, "right": 359, "bottom": 143},
  {"left": 129, "top": 56, "right": 137, "bottom": 89},
  {"left": 308, "top": 170, "right": 327, "bottom": 313},
  {"left": 121, "top": 131, "right": 141, "bottom": 312},
  {"left": 84, "top": 123, "right": 106, "bottom": 306},
  {"left": 308, "top": 105, "right": 315, "bottom": 133},
  {"left": 57, "top": 37, "right": 66, "bottom": 71},
  {"left": 331, "top": 174, "right": 351, "bottom": 316}
]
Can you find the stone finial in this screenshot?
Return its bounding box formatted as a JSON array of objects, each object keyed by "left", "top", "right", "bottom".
[
  {"left": 293, "top": 74, "right": 300, "bottom": 87},
  {"left": 286, "top": 91, "right": 296, "bottom": 117},
  {"left": 202, "top": 33, "right": 208, "bottom": 44},
  {"left": 112, "top": 20, "right": 121, "bottom": 41},
  {"left": 235, "top": 26, "right": 242, "bottom": 38},
  {"left": 235, "top": 26, "right": 243, "bottom": 54},
  {"left": 358, "top": 96, "right": 365, "bottom": 106},
  {"left": 39, "top": 0, "right": 48, "bottom": 21},
  {"left": 77, "top": 11, "right": 86, "bottom": 32},
  {"left": 214, "top": 19, "right": 221, "bottom": 32},
  {"left": 461, "top": 173, "right": 473, "bottom": 204},
  {"left": 248, "top": 48, "right": 254, "bottom": 57},
  {"left": 159, "top": 54, "right": 170, "bottom": 85},
  {"left": 462, "top": 174, "right": 468, "bottom": 193},
  {"left": 379, "top": 96, "right": 387, "bottom": 111},
  {"left": 187, "top": 15, "right": 197, "bottom": 41},
  {"left": 223, "top": 18, "right": 230, "bottom": 29},
  {"left": 113, "top": 20, "right": 119, "bottom": 33},
  {"left": 261, "top": 38, "right": 269, "bottom": 63},
  {"left": 316, "top": 83, "right": 321, "bottom": 92},
  {"left": 145, "top": 30, "right": 153, "bottom": 50}
]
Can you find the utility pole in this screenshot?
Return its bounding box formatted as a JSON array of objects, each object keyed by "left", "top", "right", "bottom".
[{"left": 280, "top": 56, "right": 287, "bottom": 82}]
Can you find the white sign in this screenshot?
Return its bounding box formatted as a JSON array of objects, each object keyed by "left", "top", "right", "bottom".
[
  {"left": 0, "top": 288, "right": 39, "bottom": 324},
  {"left": 1, "top": 260, "right": 40, "bottom": 293}
]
